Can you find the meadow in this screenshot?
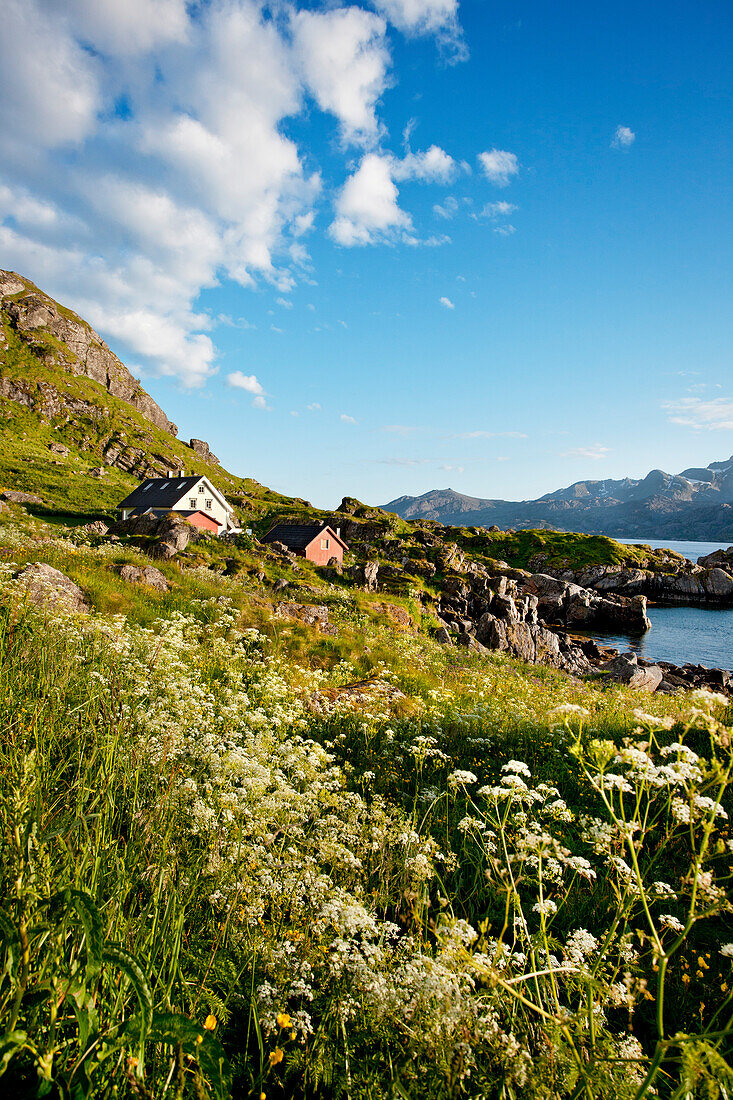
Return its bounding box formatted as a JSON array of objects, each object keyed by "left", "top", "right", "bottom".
[{"left": 1, "top": 516, "right": 732, "bottom": 1099}]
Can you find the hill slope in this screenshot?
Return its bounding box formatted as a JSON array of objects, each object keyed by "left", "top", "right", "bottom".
[
  {"left": 384, "top": 457, "right": 733, "bottom": 540},
  {"left": 0, "top": 269, "right": 300, "bottom": 521}
]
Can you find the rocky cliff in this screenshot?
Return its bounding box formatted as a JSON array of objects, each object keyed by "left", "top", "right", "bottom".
[{"left": 0, "top": 270, "right": 177, "bottom": 436}]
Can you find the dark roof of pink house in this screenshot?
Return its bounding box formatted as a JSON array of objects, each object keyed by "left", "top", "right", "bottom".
[{"left": 261, "top": 523, "right": 348, "bottom": 551}]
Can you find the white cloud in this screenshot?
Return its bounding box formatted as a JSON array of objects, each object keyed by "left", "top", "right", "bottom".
[
  {"left": 611, "top": 125, "right": 635, "bottom": 149},
  {"left": 276, "top": 297, "right": 293, "bottom": 308},
  {"left": 494, "top": 224, "right": 515, "bottom": 236},
  {"left": 562, "top": 444, "right": 610, "bottom": 460},
  {"left": 251, "top": 394, "right": 269, "bottom": 410},
  {"left": 340, "top": 413, "right": 358, "bottom": 423},
  {"left": 227, "top": 372, "right": 265, "bottom": 395},
  {"left": 371, "top": 0, "right": 466, "bottom": 60},
  {"left": 329, "top": 144, "right": 456, "bottom": 246},
  {"left": 291, "top": 6, "right": 390, "bottom": 147},
  {"left": 663, "top": 397, "right": 733, "bottom": 431},
  {"left": 0, "top": 0, "right": 463, "bottom": 382},
  {"left": 51, "top": 0, "right": 190, "bottom": 56},
  {"left": 0, "top": 0, "right": 101, "bottom": 150},
  {"left": 439, "top": 296, "right": 455, "bottom": 309},
  {"left": 481, "top": 201, "right": 517, "bottom": 218},
  {"left": 330, "top": 153, "right": 412, "bottom": 246},
  {"left": 307, "top": 402, "right": 321, "bottom": 411},
  {"left": 392, "top": 145, "right": 456, "bottom": 183},
  {"left": 478, "top": 149, "right": 519, "bottom": 186},
  {"left": 434, "top": 196, "right": 458, "bottom": 219}
]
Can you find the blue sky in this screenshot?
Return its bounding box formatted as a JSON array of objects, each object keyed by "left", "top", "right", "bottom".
[{"left": 1, "top": 0, "right": 731, "bottom": 507}]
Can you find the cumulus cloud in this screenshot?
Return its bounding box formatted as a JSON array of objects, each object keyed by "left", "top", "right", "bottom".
[
  {"left": 227, "top": 372, "right": 265, "bottom": 395},
  {"left": 371, "top": 0, "right": 466, "bottom": 60},
  {"left": 663, "top": 397, "right": 733, "bottom": 430},
  {"left": 439, "top": 296, "right": 455, "bottom": 309},
  {"left": 49, "top": 0, "right": 190, "bottom": 56},
  {"left": 291, "top": 6, "right": 390, "bottom": 146},
  {"left": 330, "top": 145, "right": 455, "bottom": 246},
  {"left": 478, "top": 149, "right": 519, "bottom": 185},
  {"left": 330, "top": 153, "right": 412, "bottom": 246},
  {"left": 0, "top": 0, "right": 465, "bottom": 382},
  {"left": 0, "top": 0, "right": 101, "bottom": 150},
  {"left": 340, "top": 413, "right": 358, "bottom": 423},
  {"left": 562, "top": 444, "right": 610, "bottom": 460},
  {"left": 227, "top": 371, "right": 271, "bottom": 410},
  {"left": 611, "top": 125, "right": 635, "bottom": 149},
  {"left": 392, "top": 145, "right": 457, "bottom": 183}
]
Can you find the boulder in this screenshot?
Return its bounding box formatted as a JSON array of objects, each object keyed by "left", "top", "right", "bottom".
[
  {"left": 601, "top": 652, "right": 663, "bottom": 691},
  {"left": 48, "top": 441, "right": 70, "bottom": 457},
  {"left": 153, "top": 514, "right": 200, "bottom": 559},
  {"left": 1, "top": 490, "right": 44, "bottom": 505},
  {"left": 276, "top": 602, "right": 329, "bottom": 627},
  {"left": 375, "top": 602, "right": 412, "bottom": 628},
  {"left": 119, "top": 564, "right": 169, "bottom": 592},
  {"left": 698, "top": 547, "right": 733, "bottom": 568},
  {"left": 82, "top": 520, "right": 109, "bottom": 535},
  {"left": 15, "top": 563, "right": 90, "bottom": 613},
  {"left": 88, "top": 466, "right": 106, "bottom": 478}
]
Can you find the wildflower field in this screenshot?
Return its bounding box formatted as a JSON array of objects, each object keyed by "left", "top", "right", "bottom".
[{"left": 1, "top": 518, "right": 732, "bottom": 1099}]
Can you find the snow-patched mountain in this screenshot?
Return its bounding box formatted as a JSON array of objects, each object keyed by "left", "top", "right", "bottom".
[{"left": 383, "top": 458, "right": 733, "bottom": 540}]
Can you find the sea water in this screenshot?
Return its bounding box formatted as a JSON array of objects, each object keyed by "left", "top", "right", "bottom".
[{"left": 587, "top": 538, "right": 733, "bottom": 671}]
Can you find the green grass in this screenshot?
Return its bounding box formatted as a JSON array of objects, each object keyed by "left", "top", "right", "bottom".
[{"left": 1, "top": 507, "right": 732, "bottom": 1098}]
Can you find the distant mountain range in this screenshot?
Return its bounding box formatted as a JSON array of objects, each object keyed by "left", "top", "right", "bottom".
[{"left": 383, "top": 458, "right": 733, "bottom": 541}]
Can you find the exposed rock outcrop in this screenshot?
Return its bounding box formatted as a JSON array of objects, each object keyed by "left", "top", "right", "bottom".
[
  {"left": 15, "top": 563, "right": 90, "bottom": 613},
  {"left": 538, "top": 558, "right": 733, "bottom": 606},
  {"left": 188, "top": 438, "right": 219, "bottom": 464},
  {"left": 1, "top": 489, "right": 44, "bottom": 505},
  {"left": 112, "top": 511, "right": 205, "bottom": 559},
  {"left": 119, "top": 564, "right": 169, "bottom": 591},
  {"left": 1, "top": 269, "right": 177, "bottom": 435}
]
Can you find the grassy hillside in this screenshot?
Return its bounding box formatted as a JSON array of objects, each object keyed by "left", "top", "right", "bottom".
[{"left": 1, "top": 504, "right": 732, "bottom": 1099}]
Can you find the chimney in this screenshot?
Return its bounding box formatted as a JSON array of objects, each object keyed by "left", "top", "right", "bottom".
[
  {"left": 180, "top": 468, "right": 185, "bottom": 476},
  {"left": 336, "top": 527, "right": 341, "bottom": 538}
]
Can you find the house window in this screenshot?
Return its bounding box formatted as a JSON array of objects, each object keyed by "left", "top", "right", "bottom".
[
  {"left": 321, "top": 538, "right": 330, "bottom": 549},
  {"left": 142, "top": 483, "right": 152, "bottom": 492},
  {"left": 205, "top": 499, "right": 212, "bottom": 510},
  {"left": 198, "top": 484, "right": 204, "bottom": 493},
  {"left": 189, "top": 498, "right": 197, "bottom": 508}
]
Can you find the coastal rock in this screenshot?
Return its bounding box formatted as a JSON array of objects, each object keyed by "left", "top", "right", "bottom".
[
  {"left": 698, "top": 547, "right": 733, "bottom": 568},
  {"left": 601, "top": 652, "right": 663, "bottom": 692},
  {"left": 15, "top": 563, "right": 90, "bottom": 613}
]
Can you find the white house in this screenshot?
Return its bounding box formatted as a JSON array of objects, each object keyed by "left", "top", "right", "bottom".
[{"left": 117, "top": 473, "right": 237, "bottom": 534}]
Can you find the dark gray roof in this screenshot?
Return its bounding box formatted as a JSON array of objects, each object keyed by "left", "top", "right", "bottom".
[
  {"left": 261, "top": 523, "right": 347, "bottom": 550},
  {"left": 117, "top": 476, "right": 205, "bottom": 510}
]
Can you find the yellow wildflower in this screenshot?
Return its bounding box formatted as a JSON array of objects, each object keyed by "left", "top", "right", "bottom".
[
  {"left": 269, "top": 1048, "right": 284, "bottom": 1067},
  {"left": 204, "top": 1014, "right": 217, "bottom": 1030},
  {"left": 276, "top": 1012, "right": 291, "bottom": 1029}
]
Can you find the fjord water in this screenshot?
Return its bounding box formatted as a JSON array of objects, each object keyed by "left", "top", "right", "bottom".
[{"left": 586, "top": 539, "right": 733, "bottom": 670}]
